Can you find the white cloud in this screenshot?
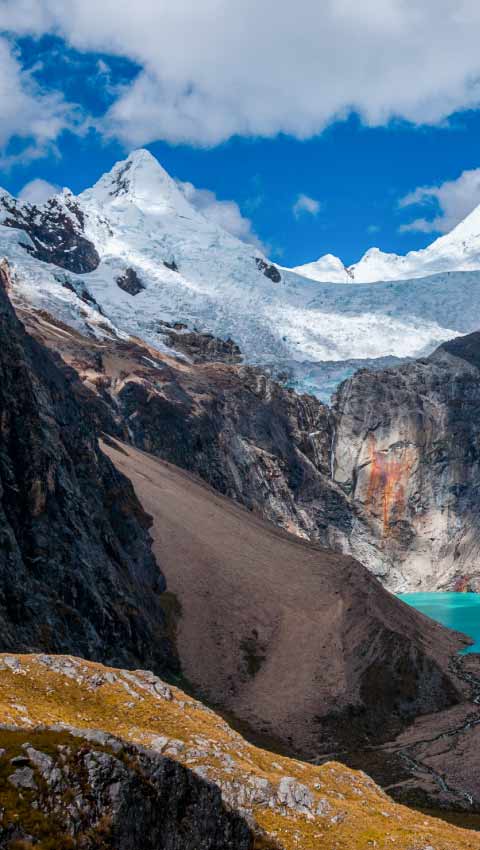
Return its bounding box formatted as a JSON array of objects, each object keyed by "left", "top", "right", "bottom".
[
  {"left": 18, "top": 178, "right": 59, "bottom": 204},
  {"left": 292, "top": 193, "right": 322, "bottom": 218},
  {"left": 399, "top": 168, "right": 480, "bottom": 234},
  {"left": 0, "top": 37, "right": 75, "bottom": 165},
  {"left": 4, "top": 2, "right": 480, "bottom": 148},
  {"left": 178, "top": 180, "right": 265, "bottom": 249}
]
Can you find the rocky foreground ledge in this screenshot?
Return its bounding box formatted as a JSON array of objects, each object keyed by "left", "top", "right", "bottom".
[{"left": 0, "top": 654, "right": 478, "bottom": 850}]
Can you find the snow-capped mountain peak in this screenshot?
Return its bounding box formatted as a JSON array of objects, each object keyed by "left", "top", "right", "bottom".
[
  {"left": 290, "top": 253, "right": 354, "bottom": 283},
  {"left": 0, "top": 187, "right": 14, "bottom": 203},
  {"left": 293, "top": 201, "right": 480, "bottom": 284},
  {"left": 81, "top": 149, "right": 196, "bottom": 220},
  {"left": 431, "top": 200, "right": 480, "bottom": 247},
  {"left": 3, "top": 147, "right": 480, "bottom": 400}
]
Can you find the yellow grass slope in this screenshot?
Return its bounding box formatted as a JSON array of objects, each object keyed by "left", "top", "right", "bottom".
[{"left": 0, "top": 653, "right": 479, "bottom": 850}]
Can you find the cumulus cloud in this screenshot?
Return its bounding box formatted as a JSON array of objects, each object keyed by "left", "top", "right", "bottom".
[
  {"left": 399, "top": 168, "right": 480, "bottom": 234},
  {"left": 0, "top": 36, "right": 75, "bottom": 165},
  {"left": 178, "top": 180, "right": 265, "bottom": 249},
  {"left": 18, "top": 177, "right": 59, "bottom": 204},
  {"left": 292, "top": 193, "right": 322, "bottom": 218},
  {"left": 4, "top": 1, "right": 480, "bottom": 148}
]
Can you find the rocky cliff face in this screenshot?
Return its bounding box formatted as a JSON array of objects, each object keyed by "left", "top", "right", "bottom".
[
  {"left": 1, "top": 653, "right": 479, "bottom": 850},
  {"left": 20, "top": 308, "right": 355, "bottom": 550},
  {"left": 117, "top": 362, "right": 350, "bottom": 544},
  {"left": 0, "top": 263, "right": 174, "bottom": 673},
  {"left": 333, "top": 332, "right": 480, "bottom": 591},
  {"left": 22, "top": 298, "right": 480, "bottom": 593},
  {"left": 0, "top": 727, "right": 251, "bottom": 850},
  {"left": 1, "top": 191, "right": 100, "bottom": 273}
]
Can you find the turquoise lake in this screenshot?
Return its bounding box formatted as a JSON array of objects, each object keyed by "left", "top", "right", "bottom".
[{"left": 399, "top": 592, "right": 480, "bottom": 653}]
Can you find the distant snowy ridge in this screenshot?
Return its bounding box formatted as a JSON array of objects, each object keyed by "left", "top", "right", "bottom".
[
  {"left": 0, "top": 149, "right": 479, "bottom": 397},
  {"left": 293, "top": 203, "right": 480, "bottom": 283}
]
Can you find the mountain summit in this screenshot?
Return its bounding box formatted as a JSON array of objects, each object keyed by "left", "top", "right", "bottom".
[
  {"left": 3, "top": 149, "right": 480, "bottom": 395},
  {"left": 81, "top": 149, "right": 196, "bottom": 219},
  {"left": 294, "top": 201, "right": 480, "bottom": 283}
]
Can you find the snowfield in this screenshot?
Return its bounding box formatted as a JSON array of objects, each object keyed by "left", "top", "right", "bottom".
[
  {"left": 293, "top": 201, "right": 480, "bottom": 284},
  {"left": 1, "top": 149, "right": 480, "bottom": 396}
]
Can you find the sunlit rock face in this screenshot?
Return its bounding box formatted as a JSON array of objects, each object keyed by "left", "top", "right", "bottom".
[
  {"left": 0, "top": 189, "right": 100, "bottom": 273},
  {"left": 333, "top": 331, "right": 480, "bottom": 591}
]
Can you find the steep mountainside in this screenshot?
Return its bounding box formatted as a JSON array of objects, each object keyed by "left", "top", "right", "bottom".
[
  {"left": 3, "top": 149, "right": 480, "bottom": 587},
  {"left": 3, "top": 266, "right": 473, "bottom": 762},
  {"left": 5, "top": 149, "right": 480, "bottom": 398},
  {"left": 103, "top": 438, "right": 469, "bottom": 760},
  {"left": 2, "top": 653, "right": 479, "bottom": 850},
  {"left": 332, "top": 331, "right": 480, "bottom": 591},
  {"left": 293, "top": 202, "right": 480, "bottom": 283},
  {"left": 18, "top": 306, "right": 356, "bottom": 548},
  {"left": 0, "top": 728, "right": 250, "bottom": 850},
  {"left": 371, "top": 651, "right": 480, "bottom": 814},
  {"left": 0, "top": 262, "right": 173, "bottom": 674},
  {"left": 20, "top": 298, "right": 480, "bottom": 593}
]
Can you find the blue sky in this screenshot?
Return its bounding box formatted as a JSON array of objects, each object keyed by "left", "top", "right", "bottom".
[{"left": 3, "top": 9, "right": 480, "bottom": 267}]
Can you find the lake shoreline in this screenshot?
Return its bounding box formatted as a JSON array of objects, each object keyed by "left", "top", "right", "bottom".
[{"left": 399, "top": 592, "right": 480, "bottom": 654}]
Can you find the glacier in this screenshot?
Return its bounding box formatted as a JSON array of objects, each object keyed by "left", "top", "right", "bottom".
[{"left": 1, "top": 148, "right": 480, "bottom": 398}]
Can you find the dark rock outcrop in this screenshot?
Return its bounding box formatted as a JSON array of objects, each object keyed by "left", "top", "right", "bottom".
[
  {"left": 21, "top": 313, "right": 354, "bottom": 550},
  {"left": 1, "top": 193, "right": 100, "bottom": 273},
  {"left": 118, "top": 364, "right": 351, "bottom": 546},
  {"left": 161, "top": 326, "right": 242, "bottom": 364},
  {"left": 163, "top": 259, "right": 179, "bottom": 272},
  {"left": 0, "top": 728, "right": 252, "bottom": 850},
  {"left": 255, "top": 257, "right": 282, "bottom": 283},
  {"left": 54, "top": 270, "right": 101, "bottom": 309},
  {"left": 0, "top": 263, "right": 174, "bottom": 674},
  {"left": 116, "top": 267, "right": 145, "bottom": 295}
]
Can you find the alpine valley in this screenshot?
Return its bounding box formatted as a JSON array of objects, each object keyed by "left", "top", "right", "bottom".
[{"left": 3, "top": 149, "right": 480, "bottom": 848}]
